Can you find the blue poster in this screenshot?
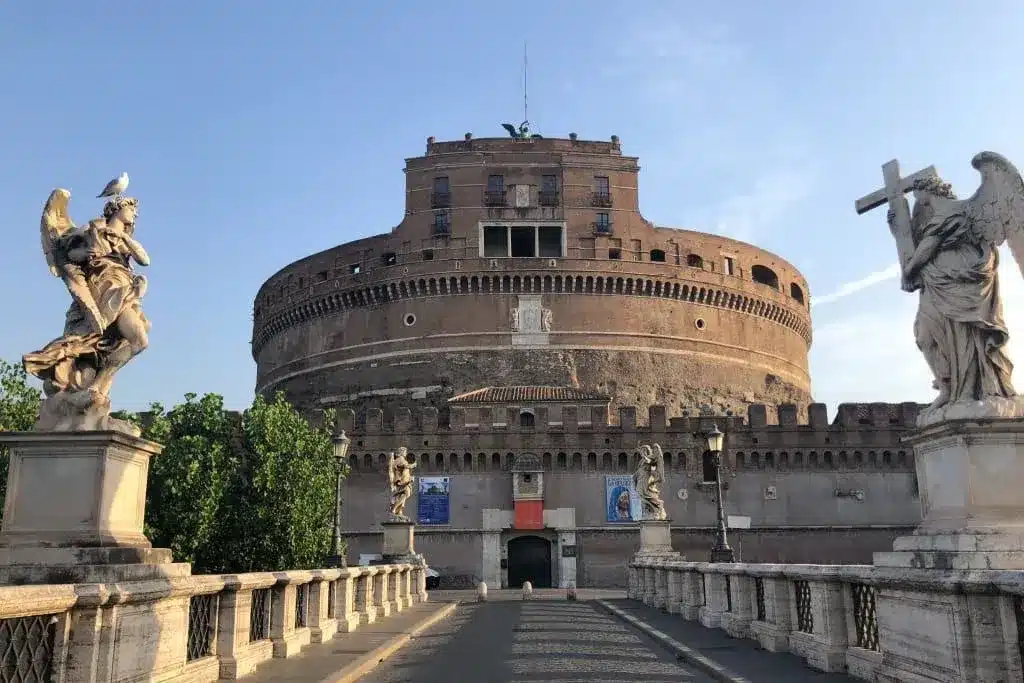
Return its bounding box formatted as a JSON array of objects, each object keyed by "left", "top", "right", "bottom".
[
  {"left": 417, "top": 476, "right": 450, "bottom": 525},
  {"left": 605, "top": 475, "right": 642, "bottom": 523}
]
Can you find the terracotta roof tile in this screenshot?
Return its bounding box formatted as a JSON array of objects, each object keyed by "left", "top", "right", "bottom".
[{"left": 447, "top": 386, "right": 610, "bottom": 404}]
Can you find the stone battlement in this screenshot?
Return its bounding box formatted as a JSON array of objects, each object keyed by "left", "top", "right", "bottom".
[{"left": 339, "top": 401, "right": 921, "bottom": 438}]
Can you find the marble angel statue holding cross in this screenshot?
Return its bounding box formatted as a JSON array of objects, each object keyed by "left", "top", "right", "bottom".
[
  {"left": 856, "top": 151, "right": 1024, "bottom": 426},
  {"left": 633, "top": 443, "right": 667, "bottom": 520}
]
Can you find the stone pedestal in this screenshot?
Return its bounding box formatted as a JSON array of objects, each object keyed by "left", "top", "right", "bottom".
[
  {"left": 874, "top": 418, "right": 1024, "bottom": 570},
  {"left": 634, "top": 519, "right": 678, "bottom": 559},
  {"left": 873, "top": 417, "right": 1024, "bottom": 682},
  {"left": 0, "top": 431, "right": 188, "bottom": 584},
  {"left": 381, "top": 520, "right": 425, "bottom": 565}
]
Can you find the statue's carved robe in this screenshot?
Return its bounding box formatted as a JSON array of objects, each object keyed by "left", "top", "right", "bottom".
[
  {"left": 910, "top": 200, "right": 1015, "bottom": 405},
  {"left": 24, "top": 223, "right": 148, "bottom": 394}
]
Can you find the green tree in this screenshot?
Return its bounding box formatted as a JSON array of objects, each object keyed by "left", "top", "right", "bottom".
[
  {"left": 139, "top": 394, "right": 238, "bottom": 569},
  {"left": 0, "top": 360, "right": 41, "bottom": 508},
  {"left": 223, "top": 393, "right": 341, "bottom": 572},
  {"left": 132, "top": 390, "right": 342, "bottom": 573}
]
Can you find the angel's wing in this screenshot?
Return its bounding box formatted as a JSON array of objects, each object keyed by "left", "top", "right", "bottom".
[
  {"left": 501, "top": 123, "right": 518, "bottom": 138},
  {"left": 651, "top": 444, "right": 666, "bottom": 481},
  {"left": 962, "top": 152, "right": 1024, "bottom": 278},
  {"left": 40, "top": 189, "right": 75, "bottom": 277}
]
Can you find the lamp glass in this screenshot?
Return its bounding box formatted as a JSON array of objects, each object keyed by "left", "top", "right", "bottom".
[
  {"left": 334, "top": 430, "right": 351, "bottom": 462},
  {"left": 706, "top": 425, "right": 724, "bottom": 453}
]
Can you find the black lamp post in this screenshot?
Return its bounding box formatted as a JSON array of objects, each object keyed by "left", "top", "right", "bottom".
[
  {"left": 327, "top": 430, "right": 351, "bottom": 568},
  {"left": 706, "top": 424, "right": 735, "bottom": 563}
]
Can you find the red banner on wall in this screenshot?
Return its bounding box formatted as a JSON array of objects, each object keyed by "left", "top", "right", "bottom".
[{"left": 514, "top": 500, "right": 544, "bottom": 530}]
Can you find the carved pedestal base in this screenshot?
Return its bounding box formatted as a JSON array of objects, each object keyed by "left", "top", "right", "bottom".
[
  {"left": 0, "top": 431, "right": 188, "bottom": 584},
  {"left": 634, "top": 519, "right": 678, "bottom": 558},
  {"left": 873, "top": 417, "right": 1024, "bottom": 682},
  {"left": 874, "top": 418, "right": 1024, "bottom": 570},
  {"left": 381, "top": 520, "right": 425, "bottom": 566}
]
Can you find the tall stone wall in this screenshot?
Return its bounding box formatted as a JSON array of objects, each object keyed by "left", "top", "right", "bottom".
[{"left": 339, "top": 401, "right": 922, "bottom": 587}]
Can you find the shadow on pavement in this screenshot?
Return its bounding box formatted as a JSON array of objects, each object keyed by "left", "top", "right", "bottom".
[
  {"left": 603, "top": 599, "right": 856, "bottom": 682},
  {"left": 360, "top": 600, "right": 713, "bottom": 683}
]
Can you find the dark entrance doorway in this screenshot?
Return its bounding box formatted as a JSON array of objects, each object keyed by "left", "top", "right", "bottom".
[{"left": 507, "top": 535, "right": 552, "bottom": 588}]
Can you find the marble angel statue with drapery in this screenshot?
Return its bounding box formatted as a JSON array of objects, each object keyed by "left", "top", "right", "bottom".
[
  {"left": 880, "top": 152, "right": 1024, "bottom": 426},
  {"left": 633, "top": 444, "right": 667, "bottom": 520},
  {"left": 387, "top": 447, "right": 418, "bottom": 521},
  {"left": 25, "top": 185, "right": 151, "bottom": 436}
]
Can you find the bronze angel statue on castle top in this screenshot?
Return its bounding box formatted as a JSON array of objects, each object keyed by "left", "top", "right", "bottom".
[
  {"left": 859, "top": 151, "right": 1024, "bottom": 426},
  {"left": 25, "top": 176, "right": 151, "bottom": 436}
]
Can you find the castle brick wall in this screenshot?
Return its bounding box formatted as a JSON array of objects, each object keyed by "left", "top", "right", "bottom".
[{"left": 337, "top": 401, "right": 922, "bottom": 587}]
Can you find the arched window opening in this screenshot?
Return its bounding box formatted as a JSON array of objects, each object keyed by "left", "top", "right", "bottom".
[
  {"left": 686, "top": 253, "right": 704, "bottom": 268},
  {"left": 701, "top": 451, "right": 718, "bottom": 483},
  {"left": 519, "top": 410, "right": 536, "bottom": 428},
  {"left": 649, "top": 249, "right": 666, "bottom": 263},
  {"left": 790, "top": 282, "right": 805, "bottom": 305},
  {"left": 751, "top": 265, "right": 780, "bottom": 290}
]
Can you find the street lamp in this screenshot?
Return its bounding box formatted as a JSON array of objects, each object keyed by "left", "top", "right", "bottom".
[
  {"left": 705, "top": 424, "right": 735, "bottom": 563},
  {"left": 327, "top": 430, "right": 351, "bottom": 568}
]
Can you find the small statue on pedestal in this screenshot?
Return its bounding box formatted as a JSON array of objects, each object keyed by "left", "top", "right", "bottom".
[
  {"left": 387, "top": 447, "right": 418, "bottom": 521},
  {"left": 633, "top": 444, "right": 667, "bottom": 521}
]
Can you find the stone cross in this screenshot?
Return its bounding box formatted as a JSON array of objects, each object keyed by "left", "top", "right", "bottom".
[{"left": 855, "top": 159, "right": 937, "bottom": 267}]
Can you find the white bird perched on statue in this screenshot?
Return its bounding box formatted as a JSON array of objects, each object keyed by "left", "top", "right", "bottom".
[{"left": 97, "top": 172, "right": 129, "bottom": 200}]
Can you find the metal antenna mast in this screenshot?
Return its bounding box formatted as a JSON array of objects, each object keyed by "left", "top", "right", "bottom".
[{"left": 523, "top": 41, "right": 528, "bottom": 125}]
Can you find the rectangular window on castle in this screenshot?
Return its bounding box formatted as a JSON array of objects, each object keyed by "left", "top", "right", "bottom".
[
  {"left": 510, "top": 226, "right": 535, "bottom": 257},
  {"left": 433, "top": 176, "right": 449, "bottom": 193},
  {"left": 724, "top": 255, "right": 735, "bottom": 275},
  {"left": 538, "top": 226, "right": 563, "bottom": 258},
  {"left": 487, "top": 175, "right": 504, "bottom": 192},
  {"left": 483, "top": 226, "right": 508, "bottom": 257}
]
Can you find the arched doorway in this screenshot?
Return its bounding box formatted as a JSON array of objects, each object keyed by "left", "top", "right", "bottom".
[{"left": 507, "top": 536, "right": 552, "bottom": 588}]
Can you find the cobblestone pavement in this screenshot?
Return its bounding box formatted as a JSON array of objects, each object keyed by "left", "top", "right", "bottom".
[{"left": 360, "top": 596, "right": 715, "bottom": 683}]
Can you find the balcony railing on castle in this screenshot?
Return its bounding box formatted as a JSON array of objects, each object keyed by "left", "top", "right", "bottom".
[
  {"left": 484, "top": 190, "right": 507, "bottom": 207},
  {"left": 628, "top": 557, "right": 1024, "bottom": 680},
  {"left": 0, "top": 563, "right": 428, "bottom": 683}
]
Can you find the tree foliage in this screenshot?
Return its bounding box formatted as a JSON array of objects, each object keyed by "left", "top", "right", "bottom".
[
  {"left": 134, "top": 391, "right": 342, "bottom": 573},
  {"left": 0, "top": 357, "right": 341, "bottom": 573},
  {"left": 0, "top": 360, "right": 41, "bottom": 507}
]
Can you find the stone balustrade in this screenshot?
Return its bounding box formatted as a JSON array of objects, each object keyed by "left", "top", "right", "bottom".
[
  {"left": 0, "top": 563, "right": 428, "bottom": 683},
  {"left": 629, "top": 557, "right": 1024, "bottom": 681}
]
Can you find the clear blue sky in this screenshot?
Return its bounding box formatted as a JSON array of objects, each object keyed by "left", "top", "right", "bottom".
[{"left": 2, "top": 1, "right": 1023, "bottom": 414}]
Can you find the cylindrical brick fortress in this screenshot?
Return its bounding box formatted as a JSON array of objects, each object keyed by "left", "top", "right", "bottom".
[{"left": 251, "top": 134, "right": 813, "bottom": 420}]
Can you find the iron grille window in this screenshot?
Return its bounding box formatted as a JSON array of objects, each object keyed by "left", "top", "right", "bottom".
[
  {"left": 754, "top": 577, "right": 766, "bottom": 622},
  {"left": 487, "top": 175, "right": 504, "bottom": 193},
  {"left": 249, "top": 588, "right": 271, "bottom": 642},
  {"left": 851, "top": 584, "right": 879, "bottom": 651},
  {"left": 433, "top": 212, "right": 450, "bottom": 235},
  {"left": 539, "top": 175, "right": 559, "bottom": 206},
  {"left": 724, "top": 576, "right": 732, "bottom": 612},
  {"left": 594, "top": 213, "right": 612, "bottom": 234},
  {"left": 186, "top": 594, "right": 217, "bottom": 661},
  {"left": 0, "top": 614, "right": 58, "bottom": 683},
  {"left": 295, "top": 584, "right": 309, "bottom": 629},
  {"left": 794, "top": 580, "right": 813, "bottom": 633},
  {"left": 327, "top": 581, "right": 336, "bottom": 619}
]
